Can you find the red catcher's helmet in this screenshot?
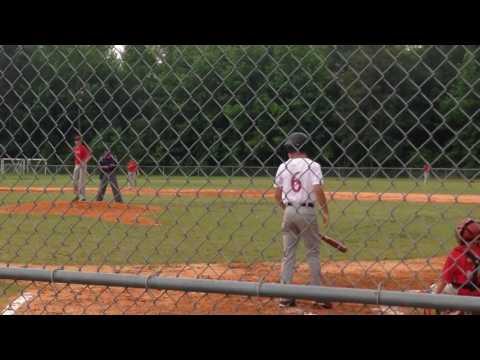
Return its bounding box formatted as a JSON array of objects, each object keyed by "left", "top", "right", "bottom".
[{"left": 456, "top": 218, "right": 480, "bottom": 244}]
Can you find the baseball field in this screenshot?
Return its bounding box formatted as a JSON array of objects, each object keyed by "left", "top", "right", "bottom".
[{"left": 0, "top": 173, "right": 478, "bottom": 314}]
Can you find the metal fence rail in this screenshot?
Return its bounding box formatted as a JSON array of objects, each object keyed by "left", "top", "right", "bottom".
[
  {"left": 2, "top": 267, "right": 480, "bottom": 313},
  {"left": 0, "top": 45, "right": 479, "bottom": 315}
]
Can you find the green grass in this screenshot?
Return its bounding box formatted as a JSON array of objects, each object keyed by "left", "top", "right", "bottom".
[
  {"left": 0, "top": 182, "right": 477, "bottom": 266},
  {"left": 0, "top": 173, "right": 479, "bottom": 195},
  {"left": 0, "top": 173, "right": 478, "bottom": 266},
  {"left": 0, "top": 174, "right": 475, "bottom": 310},
  {"left": 0, "top": 282, "right": 25, "bottom": 309}
]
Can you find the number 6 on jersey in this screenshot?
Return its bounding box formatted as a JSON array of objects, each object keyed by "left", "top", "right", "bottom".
[{"left": 291, "top": 172, "right": 302, "bottom": 193}]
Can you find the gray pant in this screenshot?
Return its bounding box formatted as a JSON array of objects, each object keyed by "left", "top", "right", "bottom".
[
  {"left": 423, "top": 172, "right": 429, "bottom": 185},
  {"left": 73, "top": 164, "right": 88, "bottom": 200},
  {"left": 281, "top": 205, "right": 323, "bottom": 286},
  {"left": 127, "top": 172, "right": 137, "bottom": 187},
  {"left": 96, "top": 173, "right": 123, "bottom": 203}
]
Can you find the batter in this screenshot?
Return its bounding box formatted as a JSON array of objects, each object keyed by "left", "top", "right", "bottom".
[{"left": 274, "top": 132, "right": 331, "bottom": 309}]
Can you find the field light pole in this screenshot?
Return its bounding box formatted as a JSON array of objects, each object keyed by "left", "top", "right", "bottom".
[{"left": 1, "top": 267, "right": 480, "bottom": 313}]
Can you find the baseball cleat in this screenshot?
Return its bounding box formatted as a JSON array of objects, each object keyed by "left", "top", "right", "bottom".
[
  {"left": 279, "top": 298, "right": 296, "bottom": 308},
  {"left": 71, "top": 196, "right": 79, "bottom": 203}
]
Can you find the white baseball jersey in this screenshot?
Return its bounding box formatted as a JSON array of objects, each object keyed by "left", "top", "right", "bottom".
[{"left": 274, "top": 157, "right": 324, "bottom": 204}]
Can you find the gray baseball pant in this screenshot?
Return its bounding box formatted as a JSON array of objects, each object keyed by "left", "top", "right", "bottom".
[
  {"left": 423, "top": 172, "right": 429, "bottom": 185},
  {"left": 127, "top": 172, "right": 137, "bottom": 187},
  {"left": 280, "top": 205, "right": 323, "bottom": 286},
  {"left": 73, "top": 164, "right": 88, "bottom": 200},
  {"left": 96, "top": 173, "right": 123, "bottom": 203}
]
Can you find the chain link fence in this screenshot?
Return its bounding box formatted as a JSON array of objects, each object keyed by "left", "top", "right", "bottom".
[{"left": 0, "top": 45, "right": 479, "bottom": 315}]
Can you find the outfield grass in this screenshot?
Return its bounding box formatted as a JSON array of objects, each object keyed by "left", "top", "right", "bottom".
[
  {"left": 0, "top": 185, "right": 477, "bottom": 266},
  {"left": 0, "top": 173, "right": 479, "bottom": 195}
]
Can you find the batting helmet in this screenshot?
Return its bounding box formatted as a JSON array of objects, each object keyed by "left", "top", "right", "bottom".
[
  {"left": 285, "top": 132, "right": 309, "bottom": 153},
  {"left": 455, "top": 218, "right": 480, "bottom": 244}
]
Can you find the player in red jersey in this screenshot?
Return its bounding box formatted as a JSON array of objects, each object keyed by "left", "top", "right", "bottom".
[
  {"left": 72, "top": 135, "right": 91, "bottom": 202},
  {"left": 423, "top": 162, "right": 431, "bottom": 185},
  {"left": 430, "top": 218, "right": 480, "bottom": 314}
]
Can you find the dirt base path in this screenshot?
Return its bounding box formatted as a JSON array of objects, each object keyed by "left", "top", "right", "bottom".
[
  {"left": 0, "top": 186, "right": 479, "bottom": 204},
  {"left": 5, "top": 257, "right": 444, "bottom": 315},
  {"left": 0, "top": 201, "right": 161, "bottom": 226}
]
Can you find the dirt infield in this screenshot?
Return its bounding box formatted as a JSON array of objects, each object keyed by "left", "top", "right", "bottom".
[
  {"left": 7, "top": 257, "right": 443, "bottom": 315},
  {"left": 0, "top": 201, "right": 161, "bottom": 226},
  {"left": 0, "top": 186, "right": 479, "bottom": 204}
]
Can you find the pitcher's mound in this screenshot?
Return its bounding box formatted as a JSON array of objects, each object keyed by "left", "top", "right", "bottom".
[{"left": 0, "top": 201, "right": 161, "bottom": 226}]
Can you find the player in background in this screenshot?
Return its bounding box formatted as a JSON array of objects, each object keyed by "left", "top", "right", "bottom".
[
  {"left": 96, "top": 149, "right": 123, "bottom": 203},
  {"left": 274, "top": 132, "right": 331, "bottom": 309},
  {"left": 423, "top": 162, "right": 431, "bottom": 185},
  {"left": 127, "top": 159, "right": 138, "bottom": 189},
  {"left": 72, "top": 135, "right": 91, "bottom": 202},
  {"left": 431, "top": 218, "right": 480, "bottom": 314}
]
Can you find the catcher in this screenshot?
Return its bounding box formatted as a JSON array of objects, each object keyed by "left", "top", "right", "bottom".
[{"left": 432, "top": 218, "right": 480, "bottom": 300}]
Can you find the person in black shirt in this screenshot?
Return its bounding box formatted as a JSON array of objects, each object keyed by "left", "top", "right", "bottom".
[{"left": 96, "top": 150, "right": 123, "bottom": 203}]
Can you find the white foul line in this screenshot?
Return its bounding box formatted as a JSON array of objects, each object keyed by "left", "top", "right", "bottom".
[{"left": 2, "top": 293, "right": 34, "bottom": 315}]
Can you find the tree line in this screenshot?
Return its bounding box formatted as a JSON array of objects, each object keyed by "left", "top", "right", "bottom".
[{"left": 0, "top": 45, "right": 478, "bottom": 169}]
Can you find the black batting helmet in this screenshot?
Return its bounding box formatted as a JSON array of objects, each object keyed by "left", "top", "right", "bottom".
[{"left": 285, "top": 132, "right": 309, "bottom": 153}]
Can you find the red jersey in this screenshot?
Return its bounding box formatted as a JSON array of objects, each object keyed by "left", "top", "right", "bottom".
[
  {"left": 423, "top": 164, "right": 431, "bottom": 173},
  {"left": 442, "top": 244, "right": 480, "bottom": 296},
  {"left": 74, "top": 144, "right": 91, "bottom": 165},
  {"left": 127, "top": 160, "right": 138, "bottom": 173}
]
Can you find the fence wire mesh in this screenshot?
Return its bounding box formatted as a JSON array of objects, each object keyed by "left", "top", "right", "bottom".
[{"left": 0, "top": 45, "right": 479, "bottom": 315}]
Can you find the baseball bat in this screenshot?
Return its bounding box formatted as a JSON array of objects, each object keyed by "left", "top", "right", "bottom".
[{"left": 321, "top": 235, "right": 348, "bottom": 253}]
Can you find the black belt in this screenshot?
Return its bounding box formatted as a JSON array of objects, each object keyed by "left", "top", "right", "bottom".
[{"left": 287, "top": 203, "right": 314, "bottom": 208}]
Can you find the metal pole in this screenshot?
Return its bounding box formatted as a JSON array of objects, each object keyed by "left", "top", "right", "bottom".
[{"left": 1, "top": 267, "right": 480, "bottom": 312}]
